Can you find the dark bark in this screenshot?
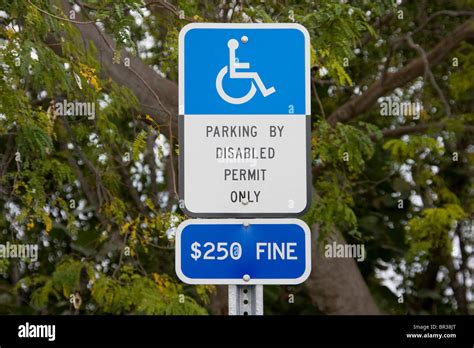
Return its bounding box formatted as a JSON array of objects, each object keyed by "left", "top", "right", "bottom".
[
  {"left": 207, "top": 286, "right": 229, "bottom": 315},
  {"left": 52, "top": 1, "right": 179, "bottom": 140},
  {"left": 305, "top": 225, "right": 380, "bottom": 315},
  {"left": 327, "top": 18, "right": 474, "bottom": 127}
]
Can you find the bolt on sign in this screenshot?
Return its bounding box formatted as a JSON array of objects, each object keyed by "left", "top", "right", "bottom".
[{"left": 178, "top": 23, "right": 311, "bottom": 217}]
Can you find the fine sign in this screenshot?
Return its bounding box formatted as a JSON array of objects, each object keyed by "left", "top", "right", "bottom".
[
  {"left": 175, "top": 219, "right": 311, "bottom": 285},
  {"left": 179, "top": 23, "right": 311, "bottom": 217}
]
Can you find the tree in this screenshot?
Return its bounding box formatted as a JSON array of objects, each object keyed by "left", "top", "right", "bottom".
[{"left": 0, "top": 0, "right": 472, "bottom": 315}]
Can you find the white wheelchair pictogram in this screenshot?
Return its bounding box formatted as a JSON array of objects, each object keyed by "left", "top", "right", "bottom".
[{"left": 216, "top": 38, "right": 276, "bottom": 105}]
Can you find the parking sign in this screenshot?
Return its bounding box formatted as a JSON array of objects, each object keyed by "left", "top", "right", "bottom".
[{"left": 179, "top": 23, "right": 311, "bottom": 217}]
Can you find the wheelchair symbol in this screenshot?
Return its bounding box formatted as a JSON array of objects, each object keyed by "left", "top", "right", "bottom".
[{"left": 216, "top": 38, "right": 276, "bottom": 105}]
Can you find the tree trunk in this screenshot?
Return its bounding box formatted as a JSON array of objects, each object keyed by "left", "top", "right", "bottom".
[{"left": 305, "top": 225, "right": 380, "bottom": 314}]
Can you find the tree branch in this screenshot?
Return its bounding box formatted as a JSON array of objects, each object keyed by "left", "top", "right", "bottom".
[
  {"left": 53, "top": 0, "right": 179, "bottom": 140},
  {"left": 306, "top": 225, "right": 380, "bottom": 314},
  {"left": 359, "top": 12, "right": 394, "bottom": 47},
  {"left": 379, "top": 122, "right": 474, "bottom": 139},
  {"left": 327, "top": 18, "right": 474, "bottom": 127},
  {"left": 145, "top": 130, "right": 159, "bottom": 206},
  {"left": 112, "top": 146, "right": 147, "bottom": 215},
  {"left": 405, "top": 35, "right": 451, "bottom": 117}
]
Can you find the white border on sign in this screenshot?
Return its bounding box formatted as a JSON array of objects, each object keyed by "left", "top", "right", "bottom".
[
  {"left": 175, "top": 218, "right": 312, "bottom": 285},
  {"left": 180, "top": 114, "right": 311, "bottom": 216},
  {"left": 178, "top": 23, "right": 311, "bottom": 116}
]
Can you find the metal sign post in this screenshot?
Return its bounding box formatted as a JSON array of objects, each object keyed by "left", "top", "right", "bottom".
[
  {"left": 229, "top": 285, "right": 263, "bottom": 315},
  {"left": 177, "top": 23, "right": 311, "bottom": 316}
]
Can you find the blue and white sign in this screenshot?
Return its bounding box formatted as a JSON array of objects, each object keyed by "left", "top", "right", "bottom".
[
  {"left": 175, "top": 219, "right": 311, "bottom": 285},
  {"left": 178, "top": 24, "right": 312, "bottom": 217},
  {"left": 179, "top": 23, "right": 310, "bottom": 115}
]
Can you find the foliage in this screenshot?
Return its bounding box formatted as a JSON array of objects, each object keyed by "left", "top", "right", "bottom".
[
  {"left": 383, "top": 136, "right": 443, "bottom": 163},
  {"left": 0, "top": 0, "right": 472, "bottom": 317},
  {"left": 449, "top": 43, "right": 474, "bottom": 102},
  {"left": 406, "top": 204, "right": 466, "bottom": 261},
  {"left": 20, "top": 258, "right": 207, "bottom": 314},
  {"left": 307, "top": 120, "right": 378, "bottom": 239},
  {"left": 297, "top": 1, "right": 378, "bottom": 85}
]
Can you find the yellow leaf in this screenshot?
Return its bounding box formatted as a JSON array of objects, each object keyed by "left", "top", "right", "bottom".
[
  {"left": 42, "top": 214, "right": 53, "bottom": 233},
  {"left": 78, "top": 63, "right": 102, "bottom": 92},
  {"left": 5, "top": 28, "right": 15, "bottom": 40},
  {"left": 27, "top": 220, "right": 35, "bottom": 231}
]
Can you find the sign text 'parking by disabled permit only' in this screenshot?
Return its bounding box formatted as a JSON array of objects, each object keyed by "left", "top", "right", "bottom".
[{"left": 178, "top": 23, "right": 311, "bottom": 217}]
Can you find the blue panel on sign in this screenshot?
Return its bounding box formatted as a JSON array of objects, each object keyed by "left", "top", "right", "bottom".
[
  {"left": 175, "top": 220, "right": 311, "bottom": 285},
  {"left": 180, "top": 24, "right": 309, "bottom": 115}
]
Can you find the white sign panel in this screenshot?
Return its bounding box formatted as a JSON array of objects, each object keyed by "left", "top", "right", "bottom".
[
  {"left": 181, "top": 115, "right": 309, "bottom": 215},
  {"left": 179, "top": 23, "right": 311, "bottom": 217}
]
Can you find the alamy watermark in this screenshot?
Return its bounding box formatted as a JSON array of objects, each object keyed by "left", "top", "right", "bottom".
[
  {"left": 324, "top": 241, "right": 366, "bottom": 262},
  {"left": 53, "top": 99, "right": 95, "bottom": 120},
  {"left": 0, "top": 242, "right": 38, "bottom": 262},
  {"left": 380, "top": 98, "right": 423, "bottom": 119},
  {"left": 18, "top": 322, "right": 55, "bottom": 341}
]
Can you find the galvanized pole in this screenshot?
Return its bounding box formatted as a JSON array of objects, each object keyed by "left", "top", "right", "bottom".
[{"left": 228, "top": 285, "right": 263, "bottom": 315}]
